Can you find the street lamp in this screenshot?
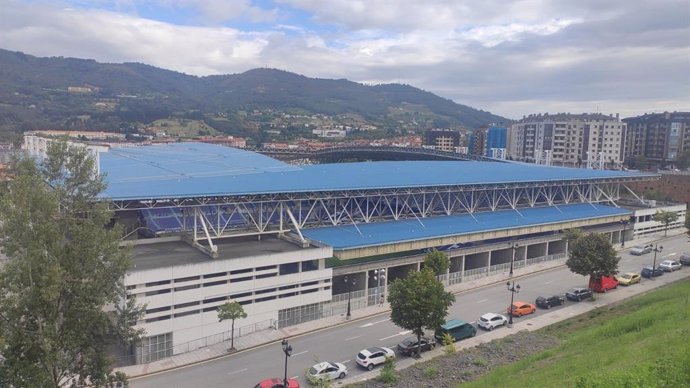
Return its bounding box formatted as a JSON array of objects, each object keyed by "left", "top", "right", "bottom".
[
  {"left": 506, "top": 280, "right": 521, "bottom": 327},
  {"left": 646, "top": 243, "right": 663, "bottom": 277},
  {"left": 344, "top": 275, "right": 356, "bottom": 320},
  {"left": 281, "top": 339, "right": 293, "bottom": 388},
  {"left": 620, "top": 220, "right": 629, "bottom": 247},
  {"left": 509, "top": 243, "right": 519, "bottom": 277},
  {"left": 374, "top": 268, "right": 386, "bottom": 306}
]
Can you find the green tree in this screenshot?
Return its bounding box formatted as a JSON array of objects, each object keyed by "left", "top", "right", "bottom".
[
  {"left": 387, "top": 269, "right": 454, "bottom": 358},
  {"left": 423, "top": 249, "right": 450, "bottom": 277},
  {"left": 653, "top": 210, "right": 679, "bottom": 237},
  {"left": 0, "top": 141, "right": 143, "bottom": 388},
  {"left": 565, "top": 233, "right": 620, "bottom": 280},
  {"left": 217, "top": 301, "right": 247, "bottom": 351}
]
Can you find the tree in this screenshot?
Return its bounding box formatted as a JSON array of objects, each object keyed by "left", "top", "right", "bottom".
[
  {"left": 565, "top": 232, "right": 620, "bottom": 279},
  {"left": 387, "top": 269, "right": 455, "bottom": 358},
  {"left": 0, "top": 141, "right": 143, "bottom": 388},
  {"left": 653, "top": 210, "right": 679, "bottom": 237},
  {"left": 217, "top": 301, "right": 247, "bottom": 351},
  {"left": 423, "top": 249, "right": 450, "bottom": 277}
]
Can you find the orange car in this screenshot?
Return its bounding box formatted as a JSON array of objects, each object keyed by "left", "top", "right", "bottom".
[{"left": 507, "top": 301, "right": 536, "bottom": 317}]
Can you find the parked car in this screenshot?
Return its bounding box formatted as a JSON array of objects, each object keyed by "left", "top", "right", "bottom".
[
  {"left": 641, "top": 266, "right": 664, "bottom": 278},
  {"left": 507, "top": 301, "right": 536, "bottom": 317},
  {"left": 629, "top": 245, "right": 652, "bottom": 255},
  {"left": 356, "top": 347, "right": 395, "bottom": 371},
  {"left": 434, "top": 319, "right": 477, "bottom": 343},
  {"left": 659, "top": 260, "right": 682, "bottom": 272},
  {"left": 679, "top": 253, "right": 690, "bottom": 266},
  {"left": 535, "top": 295, "right": 565, "bottom": 309},
  {"left": 589, "top": 275, "right": 619, "bottom": 293},
  {"left": 478, "top": 313, "right": 508, "bottom": 330},
  {"left": 255, "top": 378, "right": 300, "bottom": 388},
  {"left": 616, "top": 272, "right": 641, "bottom": 286},
  {"left": 307, "top": 361, "right": 348, "bottom": 381},
  {"left": 566, "top": 288, "right": 593, "bottom": 301},
  {"left": 397, "top": 336, "right": 436, "bottom": 356}
]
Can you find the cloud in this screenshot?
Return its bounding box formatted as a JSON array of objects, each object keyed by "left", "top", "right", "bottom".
[{"left": 0, "top": 0, "right": 688, "bottom": 119}]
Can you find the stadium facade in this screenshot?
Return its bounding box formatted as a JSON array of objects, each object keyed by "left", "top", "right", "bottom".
[{"left": 22, "top": 137, "right": 665, "bottom": 364}]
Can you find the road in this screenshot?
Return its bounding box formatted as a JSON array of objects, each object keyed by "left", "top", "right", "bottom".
[{"left": 131, "top": 234, "right": 689, "bottom": 388}]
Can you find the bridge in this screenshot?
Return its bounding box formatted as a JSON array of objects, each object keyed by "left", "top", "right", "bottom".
[{"left": 252, "top": 146, "right": 503, "bottom": 163}]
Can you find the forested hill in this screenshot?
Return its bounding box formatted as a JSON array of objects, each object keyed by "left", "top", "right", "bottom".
[{"left": 0, "top": 48, "right": 508, "bottom": 140}]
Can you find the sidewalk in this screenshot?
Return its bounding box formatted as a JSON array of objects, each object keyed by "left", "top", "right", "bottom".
[{"left": 118, "top": 229, "right": 688, "bottom": 378}]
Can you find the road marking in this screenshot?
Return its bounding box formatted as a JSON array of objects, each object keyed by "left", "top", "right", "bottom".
[
  {"left": 544, "top": 280, "right": 554, "bottom": 285},
  {"left": 379, "top": 330, "right": 411, "bottom": 341},
  {"left": 292, "top": 350, "right": 309, "bottom": 357},
  {"left": 227, "top": 368, "right": 248, "bottom": 375},
  {"left": 476, "top": 298, "right": 488, "bottom": 303},
  {"left": 339, "top": 359, "right": 351, "bottom": 364},
  {"left": 664, "top": 252, "right": 677, "bottom": 257},
  {"left": 291, "top": 376, "right": 299, "bottom": 379},
  {"left": 360, "top": 318, "right": 390, "bottom": 328},
  {"left": 345, "top": 335, "right": 362, "bottom": 341}
]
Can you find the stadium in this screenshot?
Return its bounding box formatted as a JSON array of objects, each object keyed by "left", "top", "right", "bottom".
[{"left": 23, "top": 136, "right": 662, "bottom": 364}]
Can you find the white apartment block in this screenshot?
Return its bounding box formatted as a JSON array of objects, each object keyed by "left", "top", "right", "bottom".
[{"left": 508, "top": 113, "right": 626, "bottom": 167}]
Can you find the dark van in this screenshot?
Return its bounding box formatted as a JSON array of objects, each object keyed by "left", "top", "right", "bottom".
[{"left": 434, "top": 319, "right": 476, "bottom": 343}]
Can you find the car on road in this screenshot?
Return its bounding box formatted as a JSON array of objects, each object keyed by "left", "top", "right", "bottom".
[
  {"left": 641, "top": 266, "right": 664, "bottom": 278},
  {"left": 307, "top": 361, "right": 348, "bottom": 381},
  {"left": 478, "top": 312, "right": 508, "bottom": 330},
  {"left": 255, "top": 378, "right": 300, "bottom": 388},
  {"left": 630, "top": 245, "right": 652, "bottom": 255},
  {"left": 680, "top": 253, "right": 690, "bottom": 266},
  {"left": 356, "top": 347, "right": 395, "bottom": 371},
  {"left": 434, "top": 319, "right": 477, "bottom": 343},
  {"left": 589, "top": 275, "right": 619, "bottom": 293},
  {"left": 566, "top": 288, "right": 593, "bottom": 301},
  {"left": 616, "top": 272, "right": 641, "bottom": 286},
  {"left": 659, "top": 260, "right": 682, "bottom": 272},
  {"left": 507, "top": 301, "right": 536, "bottom": 317},
  {"left": 397, "top": 336, "right": 436, "bottom": 356},
  {"left": 535, "top": 295, "right": 565, "bottom": 309}
]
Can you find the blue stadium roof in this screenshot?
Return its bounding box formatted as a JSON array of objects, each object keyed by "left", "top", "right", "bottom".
[
  {"left": 301, "top": 203, "right": 631, "bottom": 250},
  {"left": 98, "top": 142, "right": 656, "bottom": 200}
]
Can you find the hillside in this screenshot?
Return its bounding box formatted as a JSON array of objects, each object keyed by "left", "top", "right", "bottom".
[{"left": 0, "top": 49, "right": 509, "bottom": 141}]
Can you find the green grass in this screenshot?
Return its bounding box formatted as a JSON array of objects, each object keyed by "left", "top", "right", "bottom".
[{"left": 461, "top": 279, "right": 690, "bottom": 387}]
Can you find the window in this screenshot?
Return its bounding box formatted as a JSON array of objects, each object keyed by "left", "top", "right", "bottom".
[
  {"left": 255, "top": 272, "right": 276, "bottom": 279},
  {"left": 255, "top": 295, "right": 276, "bottom": 303},
  {"left": 203, "top": 296, "right": 227, "bottom": 304},
  {"left": 302, "top": 281, "right": 318, "bottom": 287},
  {"left": 174, "top": 284, "right": 200, "bottom": 292},
  {"left": 174, "top": 310, "right": 200, "bottom": 318},
  {"left": 137, "top": 332, "right": 173, "bottom": 363},
  {"left": 279, "top": 284, "right": 298, "bottom": 290},
  {"left": 231, "top": 292, "right": 252, "bottom": 299},
  {"left": 145, "top": 288, "right": 171, "bottom": 296},
  {"left": 230, "top": 268, "right": 252, "bottom": 275},
  {"left": 203, "top": 280, "right": 227, "bottom": 287},
  {"left": 145, "top": 280, "right": 171, "bottom": 287},
  {"left": 255, "top": 288, "right": 276, "bottom": 295},
  {"left": 256, "top": 265, "right": 276, "bottom": 271},
  {"left": 146, "top": 306, "right": 171, "bottom": 314},
  {"left": 203, "top": 272, "right": 227, "bottom": 279},
  {"left": 301, "top": 260, "right": 319, "bottom": 272},
  {"left": 174, "top": 275, "right": 200, "bottom": 283},
  {"left": 174, "top": 301, "right": 200, "bottom": 309},
  {"left": 279, "top": 262, "right": 300, "bottom": 275},
  {"left": 145, "top": 315, "right": 171, "bottom": 323},
  {"left": 232, "top": 276, "right": 253, "bottom": 283}
]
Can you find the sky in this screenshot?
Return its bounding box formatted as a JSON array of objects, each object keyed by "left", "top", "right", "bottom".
[{"left": 0, "top": 0, "right": 688, "bottom": 119}]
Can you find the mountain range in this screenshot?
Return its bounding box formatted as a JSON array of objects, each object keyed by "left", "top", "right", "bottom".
[{"left": 0, "top": 48, "right": 508, "bottom": 142}]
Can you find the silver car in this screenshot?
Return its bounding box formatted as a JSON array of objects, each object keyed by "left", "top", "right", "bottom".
[
  {"left": 659, "top": 260, "right": 682, "bottom": 272},
  {"left": 629, "top": 245, "right": 651, "bottom": 255}
]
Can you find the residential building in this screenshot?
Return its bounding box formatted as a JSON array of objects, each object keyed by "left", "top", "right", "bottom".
[
  {"left": 485, "top": 125, "right": 507, "bottom": 157},
  {"left": 424, "top": 129, "right": 460, "bottom": 152},
  {"left": 623, "top": 112, "right": 690, "bottom": 165},
  {"left": 468, "top": 127, "right": 487, "bottom": 156},
  {"left": 509, "top": 113, "right": 626, "bottom": 167}
]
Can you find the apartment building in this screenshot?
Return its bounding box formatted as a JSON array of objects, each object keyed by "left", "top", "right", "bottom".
[
  {"left": 623, "top": 112, "right": 690, "bottom": 165},
  {"left": 424, "top": 129, "right": 460, "bottom": 152},
  {"left": 508, "top": 113, "right": 626, "bottom": 167}
]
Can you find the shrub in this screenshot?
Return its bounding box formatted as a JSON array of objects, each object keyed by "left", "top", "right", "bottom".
[
  {"left": 377, "top": 356, "right": 398, "bottom": 384},
  {"left": 442, "top": 332, "right": 456, "bottom": 355},
  {"left": 423, "top": 366, "right": 439, "bottom": 379}
]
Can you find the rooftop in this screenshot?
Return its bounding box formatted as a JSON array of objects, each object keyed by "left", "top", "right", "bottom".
[{"left": 98, "top": 142, "right": 656, "bottom": 201}]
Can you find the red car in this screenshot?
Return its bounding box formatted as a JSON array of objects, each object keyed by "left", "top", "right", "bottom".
[
  {"left": 588, "top": 275, "right": 619, "bottom": 293},
  {"left": 255, "top": 378, "right": 300, "bottom": 388},
  {"left": 507, "top": 301, "right": 536, "bottom": 317}
]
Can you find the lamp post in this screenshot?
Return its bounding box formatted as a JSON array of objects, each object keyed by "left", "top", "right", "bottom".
[
  {"left": 646, "top": 243, "right": 663, "bottom": 277},
  {"left": 509, "top": 243, "right": 519, "bottom": 277},
  {"left": 281, "top": 339, "right": 293, "bottom": 387},
  {"left": 374, "top": 268, "right": 386, "bottom": 306},
  {"left": 344, "top": 275, "right": 356, "bottom": 320},
  {"left": 620, "top": 220, "right": 629, "bottom": 247},
  {"left": 506, "top": 280, "right": 521, "bottom": 327}
]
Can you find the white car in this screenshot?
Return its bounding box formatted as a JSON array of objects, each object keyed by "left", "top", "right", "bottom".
[
  {"left": 478, "top": 312, "right": 508, "bottom": 331},
  {"left": 629, "top": 245, "right": 652, "bottom": 255},
  {"left": 356, "top": 347, "right": 395, "bottom": 371},
  {"left": 659, "top": 260, "right": 682, "bottom": 272},
  {"left": 308, "top": 361, "right": 348, "bottom": 381}
]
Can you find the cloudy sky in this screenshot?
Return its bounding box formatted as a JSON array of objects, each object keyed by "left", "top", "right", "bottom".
[{"left": 1, "top": 0, "right": 688, "bottom": 119}]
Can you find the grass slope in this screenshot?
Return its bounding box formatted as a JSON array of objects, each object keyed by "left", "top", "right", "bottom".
[{"left": 462, "top": 279, "right": 690, "bottom": 387}]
